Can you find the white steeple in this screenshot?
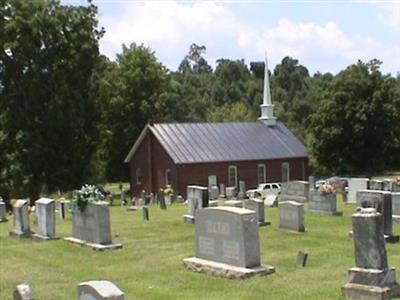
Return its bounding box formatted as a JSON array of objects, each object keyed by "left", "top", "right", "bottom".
[{"left": 258, "top": 51, "right": 277, "bottom": 126}]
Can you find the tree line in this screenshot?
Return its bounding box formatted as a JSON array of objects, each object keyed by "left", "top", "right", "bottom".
[{"left": 1, "top": 0, "right": 399, "bottom": 199}]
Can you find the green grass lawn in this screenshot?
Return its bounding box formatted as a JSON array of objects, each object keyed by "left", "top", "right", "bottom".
[{"left": 1, "top": 201, "right": 399, "bottom": 300}]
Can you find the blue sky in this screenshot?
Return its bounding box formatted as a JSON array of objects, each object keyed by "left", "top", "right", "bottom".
[{"left": 64, "top": 1, "right": 400, "bottom": 75}]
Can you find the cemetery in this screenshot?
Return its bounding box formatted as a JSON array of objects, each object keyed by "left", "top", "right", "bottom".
[
  {"left": 1, "top": 2, "right": 400, "bottom": 299},
  {"left": 1, "top": 178, "right": 400, "bottom": 299}
]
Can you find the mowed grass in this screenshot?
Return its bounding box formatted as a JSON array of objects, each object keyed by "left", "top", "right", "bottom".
[{"left": 1, "top": 201, "right": 400, "bottom": 300}]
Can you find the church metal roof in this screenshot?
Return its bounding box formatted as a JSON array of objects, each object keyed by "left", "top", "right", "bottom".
[{"left": 125, "top": 121, "right": 308, "bottom": 164}]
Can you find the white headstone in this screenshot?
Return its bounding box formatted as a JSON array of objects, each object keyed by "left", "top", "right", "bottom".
[
  {"left": 35, "top": 198, "right": 56, "bottom": 239},
  {"left": 78, "top": 280, "right": 124, "bottom": 300},
  {"left": 348, "top": 178, "right": 369, "bottom": 203}
]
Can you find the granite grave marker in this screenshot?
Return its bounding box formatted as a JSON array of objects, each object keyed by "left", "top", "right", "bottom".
[
  {"left": 78, "top": 280, "right": 124, "bottom": 300},
  {"left": 356, "top": 190, "right": 399, "bottom": 243},
  {"left": 65, "top": 202, "right": 122, "bottom": 251},
  {"left": 245, "top": 199, "right": 270, "bottom": 226},
  {"left": 280, "top": 181, "right": 309, "bottom": 203},
  {"left": 0, "top": 201, "right": 7, "bottom": 222},
  {"left": 9, "top": 199, "right": 32, "bottom": 238},
  {"left": 348, "top": 178, "right": 369, "bottom": 204},
  {"left": 307, "top": 191, "right": 342, "bottom": 216},
  {"left": 33, "top": 198, "right": 57, "bottom": 240},
  {"left": 278, "top": 201, "right": 305, "bottom": 232},
  {"left": 183, "top": 207, "right": 275, "bottom": 279},
  {"left": 184, "top": 185, "right": 209, "bottom": 223},
  {"left": 342, "top": 208, "right": 400, "bottom": 299}
]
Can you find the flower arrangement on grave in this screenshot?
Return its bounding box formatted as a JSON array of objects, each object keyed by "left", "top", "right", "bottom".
[
  {"left": 319, "top": 183, "right": 335, "bottom": 195},
  {"left": 70, "top": 184, "right": 105, "bottom": 212},
  {"left": 396, "top": 177, "right": 400, "bottom": 185},
  {"left": 163, "top": 185, "right": 174, "bottom": 196}
]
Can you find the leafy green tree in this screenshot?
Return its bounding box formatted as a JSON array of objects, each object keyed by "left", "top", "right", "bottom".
[
  {"left": 207, "top": 102, "right": 254, "bottom": 122},
  {"left": 96, "top": 43, "right": 173, "bottom": 181},
  {"left": 271, "top": 57, "right": 312, "bottom": 140},
  {"left": 308, "top": 59, "right": 400, "bottom": 174},
  {"left": 0, "top": 0, "right": 103, "bottom": 199}
]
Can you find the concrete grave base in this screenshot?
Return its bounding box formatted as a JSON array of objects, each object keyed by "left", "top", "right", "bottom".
[
  {"left": 278, "top": 227, "right": 305, "bottom": 233},
  {"left": 126, "top": 206, "right": 139, "bottom": 211},
  {"left": 348, "top": 231, "right": 399, "bottom": 244},
  {"left": 32, "top": 233, "right": 60, "bottom": 241},
  {"left": 306, "top": 209, "right": 343, "bottom": 216},
  {"left": 183, "top": 215, "right": 195, "bottom": 224},
  {"left": 342, "top": 267, "right": 400, "bottom": 299},
  {"left": 183, "top": 257, "right": 275, "bottom": 280},
  {"left": 208, "top": 200, "right": 219, "bottom": 207},
  {"left": 9, "top": 230, "right": 32, "bottom": 239},
  {"left": 223, "top": 200, "right": 243, "bottom": 208},
  {"left": 64, "top": 237, "right": 122, "bottom": 251},
  {"left": 258, "top": 220, "right": 271, "bottom": 226}
]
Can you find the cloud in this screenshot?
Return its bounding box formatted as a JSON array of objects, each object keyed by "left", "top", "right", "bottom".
[
  {"left": 377, "top": 2, "right": 400, "bottom": 29},
  {"left": 99, "top": 1, "right": 400, "bottom": 75}
]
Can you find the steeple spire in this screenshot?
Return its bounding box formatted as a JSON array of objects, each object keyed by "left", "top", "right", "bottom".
[{"left": 258, "top": 51, "right": 277, "bottom": 126}]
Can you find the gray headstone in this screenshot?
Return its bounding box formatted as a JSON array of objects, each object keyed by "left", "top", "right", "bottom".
[
  {"left": 35, "top": 198, "right": 56, "bottom": 239},
  {"left": 352, "top": 208, "right": 387, "bottom": 269},
  {"left": 12, "top": 200, "right": 31, "bottom": 236},
  {"left": 13, "top": 284, "right": 33, "bottom": 300},
  {"left": 195, "top": 207, "right": 260, "bottom": 268},
  {"left": 347, "top": 178, "right": 369, "bottom": 204},
  {"left": 296, "top": 251, "right": 308, "bottom": 267},
  {"left": 342, "top": 207, "right": 400, "bottom": 299},
  {"left": 308, "top": 176, "right": 315, "bottom": 192},
  {"left": 392, "top": 192, "right": 400, "bottom": 216},
  {"left": 245, "top": 199, "right": 268, "bottom": 225},
  {"left": 58, "top": 200, "right": 69, "bottom": 219},
  {"left": 238, "top": 181, "right": 246, "bottom": 199},
  {"left": 164, "top": 195, "right": 172, "bottom": 206},
  {"left": 223, "top": 200, "right": 243, "bottom": 208},
  {"left": 369, "top": 179, "right": 384, "bottom": 191},
  {"left": 280, "top": 181, "right": 309, "bottom": 203},
  {"left": 225, "top": 186, "right": 237, "bottom": 199},
  {"left": 394, "top": 183, "right": 400, "bottom": 193},
  {"left": 278, "top": 201, "right": 305, "bottom": 232},
  {"left": 219, "top": 184, "right": 226, "bottom": 198},
  {"left": 72, "top": 202, "right": 112, "bottom": 245},
  {"left": 78, "top": 280, "right": 124, "bottom": 300},
  {"left": 208, "top": 175, "right": 217, "bottom": 187},
  {"left": 142, "top": 207, "right": 149, "bottom": 221},
  {"left": 0, "top": 201, "right": 7, "bottom": 222},
  {"left": 356, "top": 190, "right": 398, "bottom": 241},
  {"left": 185, "top": 185, "right": 208, "bottom": 222},
  {"left": 176, "top": 195, "right": 184, "bottom": 203},
  {"left": 209, "top": 185, "right": 219, "bottom": 201},
  {"left": 158, "top": 194, "right": 167, "bottom": 210},
  {"left": 308, "top": 191, "right": 341, "bottom": 216},
  {"left": 383, "top": 179, "right": 393, "bottom": 192}
]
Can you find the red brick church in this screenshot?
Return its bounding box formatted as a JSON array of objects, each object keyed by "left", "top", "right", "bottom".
[{"left": 124, "top": 55, "right": 309, "bottom": 197}]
